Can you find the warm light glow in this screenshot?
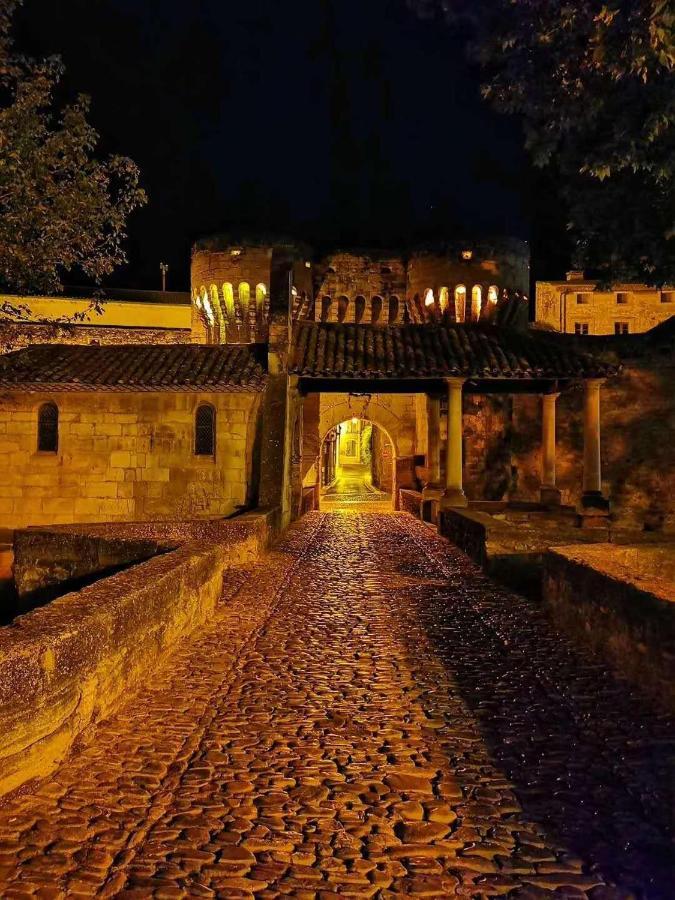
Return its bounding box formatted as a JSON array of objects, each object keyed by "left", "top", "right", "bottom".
[
  {"left": 454, "top": 285, "right": 466, "bottom": 322},
  {"left": 223, "top": 283, "right": 235, "bottom": 320},
  {"left": 439, "top": 287, "right": 449, "bottom": 312},
  {"left": 202, "top": 298, "right": 215, "bottom": 325},
  {"left": 231, "top": 248, "right": 242, "bottom": 257},
  {"left": 291, "top": 286, "right": 298, "bottom": 297},
  {"left": 351, "top": 417, "right": 358, "bottom": 425},
  {"left": 488, "top": 285, "right": 499, "bottom": 304},
  {"left": 424, "top": 288, "right": 435, "bottom": 307},
  {"left": 461, "top": 249, "right": 473, "bottom": 260},
  {"left": 305, "top": 261, "right": 311, "bottom": 268},
  {"left": 195, "top": 296, "right": 202, "bottom": 310},
  {"left": 256, "top": 283, "right": 266, "bottom": 313},
  {"left": 472, "top": 285, "right": 482, "bottom": 320}
]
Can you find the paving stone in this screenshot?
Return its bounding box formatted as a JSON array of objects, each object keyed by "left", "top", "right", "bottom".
[{"left": 0, "top": 512, "right": 671, "bottom": 896}]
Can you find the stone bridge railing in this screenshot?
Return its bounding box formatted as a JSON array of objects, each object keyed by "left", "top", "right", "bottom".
[{"left": 0, "top": 511, "right": 278, "bottom": 799}]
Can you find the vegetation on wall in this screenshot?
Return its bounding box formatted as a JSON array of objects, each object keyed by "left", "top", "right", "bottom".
[
  {"left": 0, "top": 0, "right": 146, "bottom": 296},
  {"left": 409, "top": 0, "right": 675, "bottom": 285}
]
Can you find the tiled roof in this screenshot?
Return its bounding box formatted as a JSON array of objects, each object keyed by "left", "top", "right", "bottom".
[
  {"left": 290, "top": 323, "right": 618, "bottom": 380},
  {"left": 0, "top": 344, "right": 266, "bottom": 391}
]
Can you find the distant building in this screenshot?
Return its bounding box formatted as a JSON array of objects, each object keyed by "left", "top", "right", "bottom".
[{"left": 535, "top": 271, "right": 674, "bottom": 335}]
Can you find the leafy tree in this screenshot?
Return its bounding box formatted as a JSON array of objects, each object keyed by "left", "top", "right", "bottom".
[
  {"left": 0, "top": 0, "right": 146, "bottom": 296},
  {"left": 408, "top": 1, "right": 675, "bottom": 285}
]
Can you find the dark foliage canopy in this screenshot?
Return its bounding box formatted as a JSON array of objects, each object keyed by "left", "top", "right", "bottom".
[
  {"left": 0, "top": 0, "right": 146, "bottom": 295},
  {"left": 410, "top": 0, "right": 675, "bottom": 285}
]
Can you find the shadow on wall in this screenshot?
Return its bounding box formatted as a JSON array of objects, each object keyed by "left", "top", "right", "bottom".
[{"left": 511, "top": 364, "right": 675, "bottom": 530}]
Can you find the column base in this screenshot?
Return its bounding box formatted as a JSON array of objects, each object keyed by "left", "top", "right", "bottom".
[
  {"left": 539, "top": 485, "right": 562, "bottom": 507},
  {"left": 577, "top": 491, "right": 610, "bottom": 528},
  {"left": 440, "top": 487, "right": 468, "bottom": 509},
  {"left": 422, "top": 484, "right": 443, "bottom": 499}
]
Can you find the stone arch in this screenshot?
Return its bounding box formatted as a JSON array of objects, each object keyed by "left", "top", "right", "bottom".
[
  {"left": 371, "top": 295, "right": 383, "bottom": 324},
  {"left": 388, "top": 295, "right": 400, "bottom": 324},
  {"left": 318, "top": 397, "right": 409, "bottom": 459},
  {"left": 354, "top": 295, "right": 366, "bottom": 324}
]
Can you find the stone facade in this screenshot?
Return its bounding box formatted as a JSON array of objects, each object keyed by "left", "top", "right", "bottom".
[
  {"left": 190, "top": 238, "right": 530, "bottom": 339},
  {"left": 0, "top": 391, "right": 261, "bottom": 530},
  {"left": 1, "top": 291, "right": 191, "bottom": 353},
  {"left": 535, "top": 273, "right": 674, "bottom": 334}
]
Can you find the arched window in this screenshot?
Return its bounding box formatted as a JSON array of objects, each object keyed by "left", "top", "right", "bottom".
[
  {"left": 371, "top": 295, "right": 383, "bottom": 323},
  {"left": 488, "top": 285, "right": 499, "bottom": 304},
  {"left": 354, "top": 295, "right": 366, "bottom": 324},
  {"left": 195, "top": 404, "right": 215, "bottom": 456},
  {"left": 439, "top": 287, "right": 449, "bottom": 313},
  {"left": 256, "top": 283, "right": 266, "bottom": 314},
  {"left": 388, "top": 295, "right": 400, "bottom": 323},
  {"left": 424, "top": 288, "right": 435, "bottom": 308},
  {"left": 454, "top": 285, "right": 466, "bottom": 322},
  {"left": 321, "top": 296, "right": 332, "bottom": 322},
  {"left": 238, "top": 282, "right": 250, "bottom": 315},
  {"left": 337, "top": 295, "right": 349, "bottom": 323},
  {"left": 471, "top": 285, "right": 482, "bottom": 321},
  {"left": 222, "top": 283, "right": 235, "bottom": 321},
  {"left": 38, "top": 402, "right": 58, "bottom": 453}
]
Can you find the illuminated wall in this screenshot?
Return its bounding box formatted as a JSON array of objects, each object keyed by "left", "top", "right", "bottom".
[
  {"left": 0, "top": 391, "right": 261, "bottom": 529},
  {"left": 535, "top": 278, "right": 675, "bottom": 334}
]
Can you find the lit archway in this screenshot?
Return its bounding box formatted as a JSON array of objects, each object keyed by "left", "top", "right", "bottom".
[{"left": 317, "top": 417, "right": 396, "bottom": 511}]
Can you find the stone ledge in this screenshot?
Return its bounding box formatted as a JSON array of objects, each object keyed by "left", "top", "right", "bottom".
[
  {"left": 0, "top": 509, "right": 277, "bottom": 798},
  {"left": 543, "top": 545, "right": 675, "bottom": 713}
]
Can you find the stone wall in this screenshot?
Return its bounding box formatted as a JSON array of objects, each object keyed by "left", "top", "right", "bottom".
[
  {"left": 12, "top": 528, "right": 172, "bottom": 597},
  {"left": 0, "top": 512, "right": 276, "bottom": 798},
  {"left": 0, "top": 391, "right": 262, "bottom": 531},
  {"left": 535, "top": 280, "right": 675, "bottom": 334},
  {"left": 1, "top": 323, "right": 190, "bottom": 352},
  {"left": 543, "top": 545, "right": 675, "bottom": 713},
  {"left": 511, "top": 360, "right": 675, "bottom": 531}
]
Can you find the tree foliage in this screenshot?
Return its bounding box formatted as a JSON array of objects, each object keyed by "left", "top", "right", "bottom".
[
  {"left": 0, "top": 0, "right": 146, "bottom": 295},
  {"left": 409, "top": 0, "right": 675, "bottom": 284}
]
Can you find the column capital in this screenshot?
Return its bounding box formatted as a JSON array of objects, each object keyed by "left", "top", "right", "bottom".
[{"left": 445, "top": 376, "right": 466, "bottom": 388}]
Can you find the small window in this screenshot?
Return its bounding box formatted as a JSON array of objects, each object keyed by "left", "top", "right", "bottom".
[
  {"left": 576, "top": 293, "right": 591, "bottom": 304},
  {"left": 574, "top": 323, "right": 589, "bottom": 335},
  {"left": 37, "top": 402, "right": 58, "bottom": 452},
  {"left": 195, "top": 404, "right": 215, "bottom": 456},
  {"left": 616, "top": 292, "right": 629, "bottom": 305},
  {"left": 615, "top": 321, "right": 629, "bottom": 335},
  {"left": 661, "top": 291, "right": 673, "bottom": 303},
  {"left": 380, "top": 265, "right": 392, "bottom": 275}
]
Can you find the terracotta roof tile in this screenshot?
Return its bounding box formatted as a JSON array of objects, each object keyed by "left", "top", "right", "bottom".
[
  {"left": 0, "top": 344, "right": 267, "bottom": 391},
  {"left": 290, "top": 323, "right": 617, "bottom": 380}
]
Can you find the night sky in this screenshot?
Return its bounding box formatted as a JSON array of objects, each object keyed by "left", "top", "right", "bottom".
[{"left": 15, "top": 0, "right": 566, "bottom": 292}]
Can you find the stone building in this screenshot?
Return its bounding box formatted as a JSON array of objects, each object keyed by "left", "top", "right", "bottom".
[
  {"left": 535, "top": 271, "right": 675, "bottom": 335},
  {"left": 0, "top": 236, "right": 672, "bottom": 535}
]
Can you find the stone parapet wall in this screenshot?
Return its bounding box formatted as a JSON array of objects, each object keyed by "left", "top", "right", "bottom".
[
  {"left": 0, "top": 510, "right": 276, "bottom": 798},
  {"left": 543, "top": 545, "right": 675, "bottom": 713},
  {"left": 1, "top": 323, "right": 190, "bottom": 352},
  {"left": 12, "top": 527, "right": 173, "bottom": 597},
  {"left": 0, "top": 391, "right": 261, "bottom": 530}
]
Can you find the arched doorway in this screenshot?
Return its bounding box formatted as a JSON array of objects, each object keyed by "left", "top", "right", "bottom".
[{"left": 319, "top": 418, "right": 394, "bottom": 511}]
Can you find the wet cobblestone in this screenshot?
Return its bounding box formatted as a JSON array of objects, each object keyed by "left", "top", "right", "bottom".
[{"left": 0, "top": 512, "right": 672, "bottom": 897}]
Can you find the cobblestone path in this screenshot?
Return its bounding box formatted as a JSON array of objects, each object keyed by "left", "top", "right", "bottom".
[{"left": 0, "top": 513, "right": 673, "bottom": 898}]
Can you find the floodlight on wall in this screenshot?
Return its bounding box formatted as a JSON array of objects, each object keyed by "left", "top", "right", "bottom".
[
  {"left": 461, "top": 249, "right": 473, "bottom": 260},
  {"left": 230, "top": 248, "right": 242, "bottom": 257}
]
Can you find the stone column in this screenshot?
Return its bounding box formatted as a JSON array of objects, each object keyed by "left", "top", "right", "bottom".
[
  {"left": 580, "top": 378, "right": 609, "bottom": 523},
  {"left": 540, "top": 392, "right": 561, "bottom": 506},
  {"left": 441, "top": 377, "right": 468, "bottom": 508}
]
